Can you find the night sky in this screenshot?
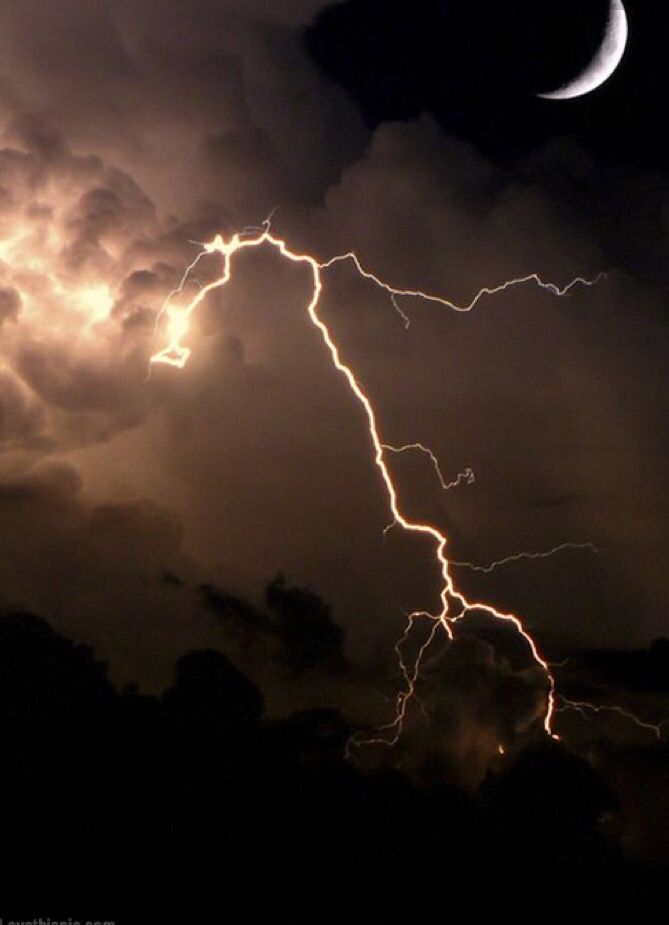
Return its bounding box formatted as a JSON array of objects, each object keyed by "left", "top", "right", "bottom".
[{"left": 1, "top": 1, "right": 669, "bottom": 919}]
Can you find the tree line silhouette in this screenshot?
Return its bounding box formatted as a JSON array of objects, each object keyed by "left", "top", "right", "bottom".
[{"left": 0, "top": 593, "right": 664, "bottom": 923}]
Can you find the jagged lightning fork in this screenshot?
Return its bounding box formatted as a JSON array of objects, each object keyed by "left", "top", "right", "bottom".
[
  {"left": 155, "top": 247, "right": 209, "bottom": 332},
  {"left": 451, "top": 541, "right": 599, "bottom": 575},
  {"left": 319, "top": 251, "right": 606, "bottom": 317},
  {"left": 346, "top": 611, "right": 443, "bottom": 753},
  {"left": 556, "top": 695, "right": 667, "bottom": 741},
  {"left": 382, "top": 445, "right": 473, "bottom": 540},
  {"left": 151, "top": 224, "right": 602, "bottom": 743},
  {"left": 382, "top": 442, "right": 475, "bottom": 492}
]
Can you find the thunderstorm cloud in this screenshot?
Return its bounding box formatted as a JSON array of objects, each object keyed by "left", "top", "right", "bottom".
[{"left": 0, "top": 0, "right": 668, "bottom": 772}]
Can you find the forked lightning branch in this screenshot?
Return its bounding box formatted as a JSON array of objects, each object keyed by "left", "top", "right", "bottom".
[{"left": 149, "top": 220, "right": 625, "bottom": 747}]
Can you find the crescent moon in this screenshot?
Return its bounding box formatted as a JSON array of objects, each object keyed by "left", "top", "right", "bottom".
[{"left": 538, "top": 0, "right": 628, "bottom": 101}]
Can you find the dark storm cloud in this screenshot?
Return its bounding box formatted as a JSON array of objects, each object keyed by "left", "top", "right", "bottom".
[
  {"left": 0, "top": 0, "right": 668, "bottom": 771},
  {"left": 573, "top": 639, "right": 669, "bottom": 695},
  {"left": 0, "top": 461, "right": 193, "bottom": 689},
  {"left": 0, "top": 0, "right": 362, "bottom": 215},
  {"left": 371, "top": 630, "right": 550, "bottom": 785}
]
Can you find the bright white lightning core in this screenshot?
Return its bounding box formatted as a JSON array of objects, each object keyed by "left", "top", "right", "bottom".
[{"left": 150, "top": 220, "right": 605, "bottom": 746}]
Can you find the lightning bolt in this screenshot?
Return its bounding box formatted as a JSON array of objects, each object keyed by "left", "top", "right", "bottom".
[
  {"left": 451, "top": 541, "right": 599, "bottom": 575},
  {"left": 556, "top": 696, "right": 667, "bottom": 741},
  {"left": 382, "top": 444, "right": 473, "bottom": 539},
  {"left": 382, "top": 442, "right": 475, "bottom": 492},
  {"left": 150, "top": 220, "right": 601, "bottom": 745}
]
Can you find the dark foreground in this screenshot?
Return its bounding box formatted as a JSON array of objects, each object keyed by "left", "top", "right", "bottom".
[{"left": 0, "top": 611, "right": 664, "bottom": 924}]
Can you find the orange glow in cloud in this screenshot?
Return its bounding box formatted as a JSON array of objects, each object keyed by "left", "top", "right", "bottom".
[{"left": 0, "top": 217, "right": 114, "bottom": 341}]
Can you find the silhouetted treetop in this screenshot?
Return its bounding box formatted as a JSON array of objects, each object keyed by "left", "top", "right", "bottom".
[
  {"left": 0, "top": 610, "right": 115, "bottom": 723},
  {"left": 162, "top": 648, "right": 264, "bottom": 729}
]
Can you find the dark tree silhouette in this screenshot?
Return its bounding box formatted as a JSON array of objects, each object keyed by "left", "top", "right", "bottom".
[
  {"left": 162, "top": 648, "right": 264, "bottom": 730},
  {"left": 0, "top": 607, "right": 663, "bottom": 923},
  {"left": 0, "top": 610, "right": 115, "bottom": 723}
]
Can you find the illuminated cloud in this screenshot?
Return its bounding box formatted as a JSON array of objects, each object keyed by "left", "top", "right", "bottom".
[{"left": 0, "top": 0, "right": 667, "bottom": 768}]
